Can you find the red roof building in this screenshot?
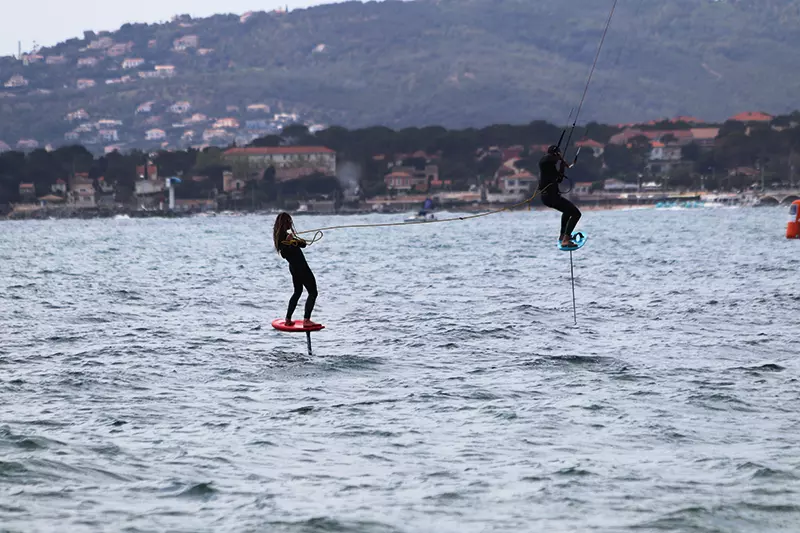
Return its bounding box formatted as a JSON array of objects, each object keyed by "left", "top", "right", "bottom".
[{"left": 729, "top": 111, "right": 773, "bottom": 123}]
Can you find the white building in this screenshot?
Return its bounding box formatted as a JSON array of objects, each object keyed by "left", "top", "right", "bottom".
[
  {"left": 223, "top": 146, "right": 337, "bottom": 180},
  {"left": 145, "top": 129, "right": 166, "bottom": 141}
]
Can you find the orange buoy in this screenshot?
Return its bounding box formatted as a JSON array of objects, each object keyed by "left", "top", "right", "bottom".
[{"left": 787, "top": 199, "right": 800, "bottom": 239}]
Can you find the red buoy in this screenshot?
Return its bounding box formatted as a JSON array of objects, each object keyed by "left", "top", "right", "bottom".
[{"left": 787, "top": 200, "right": 800, "bottom": 239}]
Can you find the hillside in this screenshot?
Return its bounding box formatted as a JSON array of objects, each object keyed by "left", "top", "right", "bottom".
[{"left": 1, "top": 0, "right": 799, "bottom": 153}]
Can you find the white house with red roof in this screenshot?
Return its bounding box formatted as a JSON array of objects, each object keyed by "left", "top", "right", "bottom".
[
  {"left": 575, "top": 139, "right": 605, "bottom": 157},
  {"left": 499, "top": 170, "right": 538, "bottom": 197}
]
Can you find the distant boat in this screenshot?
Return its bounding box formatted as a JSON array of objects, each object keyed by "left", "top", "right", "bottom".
[
  {"left": 404, "top": 197, "right": 437, "bottom": 222},
  {"left": 404, "top": 212, "right": 436, "bottom": 223}
]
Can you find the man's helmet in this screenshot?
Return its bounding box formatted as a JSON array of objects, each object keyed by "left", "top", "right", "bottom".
[{"left": 547, "top": 145, "right": 561, "bottom": 155}]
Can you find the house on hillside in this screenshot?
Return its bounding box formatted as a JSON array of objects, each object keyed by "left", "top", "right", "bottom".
[
  {"left": 202, "top": 129, "right": 229, "bottom": 142},
  {"left": 88, "top": 37, "right": 114, "bottom": 50},
  {"left": 169, "top": 101, "right": 192, "bottom": 114},
  {"left": 78, "top": 57, "right": 99, "bottom": 67},
  {"left": 173, "top": 35, "right": 199, "bottom": 51},
  {"left": 155, "top": 65, "right": 176, "bottom": 77},
  {"left": 122, "top": 58, "right": 145, "bottom": 69},
  {"left": 65, "top": 109, "right": 90, "bottom": 121},
  {"left": 145, "top": 129, "right": 166, "bottom": 141},
  {"left": 185, "top": 113, "right": 208, "bottom": 124},
  {"left": 198, "top": 48, "right": 215, "bottom": 56},
  {"left": 98, "top": 129, "right": 119, "bottom": 142},
  {"left": 46, "top": 55, "right": 67, "bottom": 65},
  {"left": 4, "top": 75, "right": 28, "bottom": 88},
  {"left": 240, "top": 11, "right": 254, "bottom": 23},
  {"left": 0, "top": 141, "right": 11, "bottom": 153},
  {"left": 21, "top": 53, "right": 43, "bottom": 65},
  {"left": 77, "top": 79, "right": 96, "bottom": 89},
  {"left": 16, "top": 139, "right": 39, "bottom": 150},
  {"left": 107, "top": 42, "right": 133, "bottom": 57},
  {"left": 214, "top": 118, "right": 239, "bottom": 129},
  {"left": 136, "top": 101, "right": 155, "bottom": 114},
  {"left": 64, "top": 131, "right": 80, "bottom": 142}
]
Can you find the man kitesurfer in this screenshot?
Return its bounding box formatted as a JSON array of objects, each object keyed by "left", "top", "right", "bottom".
[{"left": 538, "top": 145, "right": 582, "bottom": 248}]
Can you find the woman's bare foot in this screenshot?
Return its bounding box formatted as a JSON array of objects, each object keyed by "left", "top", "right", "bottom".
[
  {"left": 284, "top": 319, "right": 294, "bottom": 326},
  {"left": 303, "top": 319, "right": 317, "bottom": 327},
  {"left": 561, "top": 238, "right": 576, "bottom": 248}
]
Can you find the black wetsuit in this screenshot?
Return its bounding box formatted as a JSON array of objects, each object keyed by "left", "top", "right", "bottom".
[
  {"left": 538, "top": 153, "right": 582, "bottom": 240},
  {"left": 278, "top": 238, "right": 317, "bottom": 321}
]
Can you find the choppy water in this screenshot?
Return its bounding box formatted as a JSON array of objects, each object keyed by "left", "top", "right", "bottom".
[{"left": 1, "top": 207, "right": 799, "bottom": 533}]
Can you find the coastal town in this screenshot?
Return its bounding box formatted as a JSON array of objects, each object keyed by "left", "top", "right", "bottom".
[
  {"left": 2, "top": 109, "right": 800, "bottom": 219},
  {"left": 0, "top": 9, "right": 326, "bottom": 154}
]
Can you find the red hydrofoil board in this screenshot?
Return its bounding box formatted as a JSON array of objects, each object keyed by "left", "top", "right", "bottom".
[{"left": 271, "top": 319, "right": 325, "bottom": 333}]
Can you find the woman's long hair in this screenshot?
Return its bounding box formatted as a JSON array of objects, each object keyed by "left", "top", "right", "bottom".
[{"left": 273, "top": 212, "right": 294, "bottom": 252}]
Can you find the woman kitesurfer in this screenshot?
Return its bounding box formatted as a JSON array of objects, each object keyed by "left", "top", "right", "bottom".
[
  {"left": 538, "top": 145, "right": 582, "bottom": 248},
  {"left": 273, "top": 212, "right": 318, "bottom": 327}
]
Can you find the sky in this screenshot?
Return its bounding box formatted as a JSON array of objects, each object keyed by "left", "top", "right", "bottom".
[{"left": 1, "top": 0, "right": 337, "bottom": 57}]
